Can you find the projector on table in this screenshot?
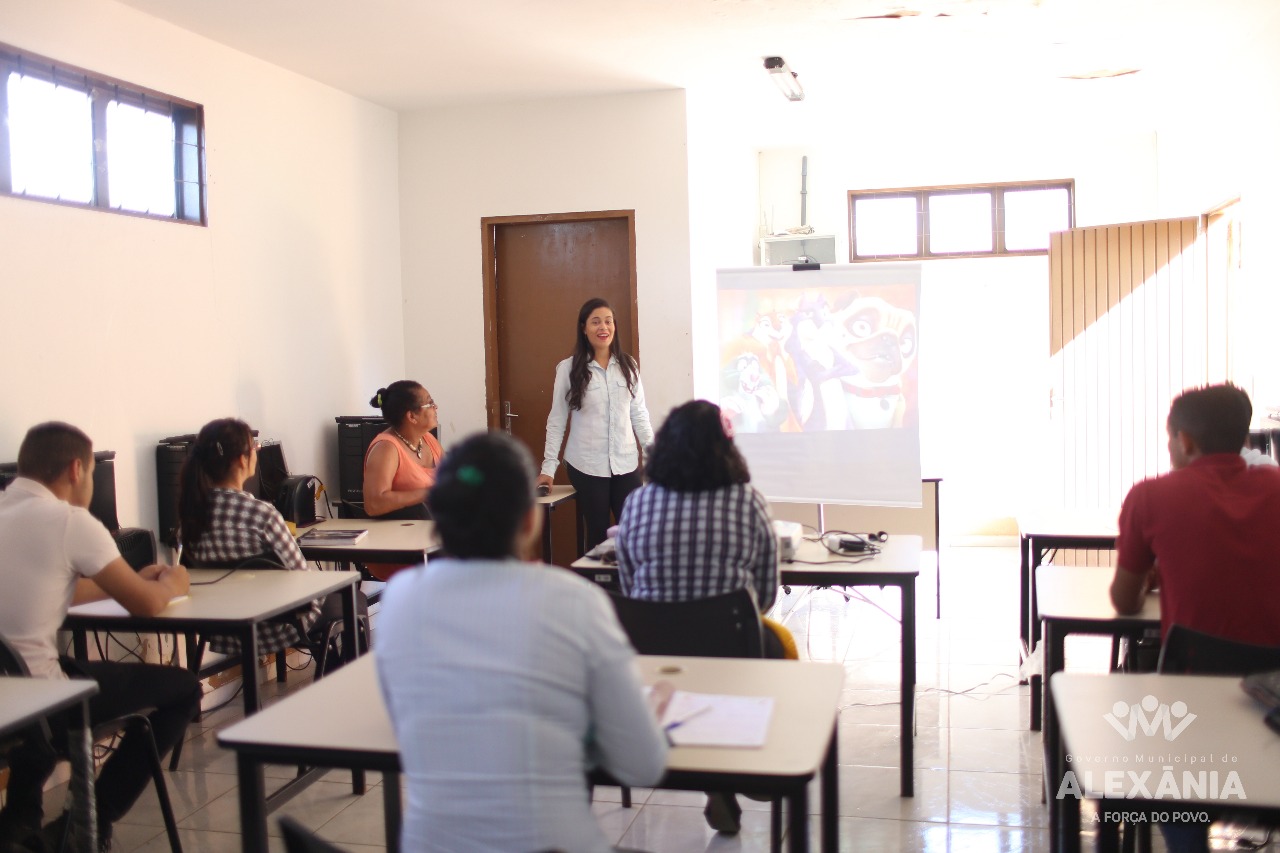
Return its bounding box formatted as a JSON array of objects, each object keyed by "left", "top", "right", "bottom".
[{"left": 773, "top": 520, "right": 803, "bottom": 562}]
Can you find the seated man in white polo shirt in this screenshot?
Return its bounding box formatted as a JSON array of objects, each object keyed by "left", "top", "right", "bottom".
[{"left": 0, "top": 422, "right": 199, "bottom": 853}]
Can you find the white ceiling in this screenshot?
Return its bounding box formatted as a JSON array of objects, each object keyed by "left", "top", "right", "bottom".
[{"left": 110, "top": 0, "right": 1267, "bottom": 114}]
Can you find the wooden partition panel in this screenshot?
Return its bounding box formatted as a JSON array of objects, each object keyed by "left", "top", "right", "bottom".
[{"left": 1048, "top": 217, "right": 1225, "bottom": 522}]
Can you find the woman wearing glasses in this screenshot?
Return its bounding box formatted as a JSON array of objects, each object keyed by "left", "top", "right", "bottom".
[{"left": 363, "top": 380, "right": 442, "bottom": 579}]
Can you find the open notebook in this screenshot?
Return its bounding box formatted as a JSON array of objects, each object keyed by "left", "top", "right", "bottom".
[{"left": 657, "top": 689, "right": 774, "bottom": 748}]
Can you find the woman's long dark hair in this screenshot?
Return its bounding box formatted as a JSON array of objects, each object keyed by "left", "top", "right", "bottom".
[
  {"left": 178, "top": 418, "right": 254, "bottom": 547},
  {"left": 427, "top": 431, "right": 535, "bottom": 559},
  {"left": 645, "top": 400, "right": 751, "bottom": 492},
  {"left": 370, "top": 380, "right": 425, "bottom": 429},
  {"left": 566, "top": 297, "right": 637, "bottom": 410}
]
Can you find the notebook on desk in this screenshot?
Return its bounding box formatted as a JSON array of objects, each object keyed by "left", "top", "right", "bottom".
[{"left": 298, "top": 528, "right": 369, "bottom": 545}]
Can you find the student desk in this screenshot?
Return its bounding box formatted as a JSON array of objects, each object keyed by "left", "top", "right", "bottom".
[
  {"left": 1018, "top": 511, "right": 1118, "bottom": 731},
  {"left": 63, "top": 569, "right": 361, "bottom": 717},
  {"left": 218, "top": 653, "right": 844, "bottom": 853},
  {"left": 0, "top": 676, "right": 99, "bottom": 853},
  {"left": 295, "top": 519, "right": 437, "bottom": 565},
  {"left": 1036, "top": 565, "right": 1160, "bottom": 846},
  {"left": 572, "top": 535, "right": 921, "bottom": 797},
  {"left": 1050, "top": 672, "right": 1280, "bottom": 853}
]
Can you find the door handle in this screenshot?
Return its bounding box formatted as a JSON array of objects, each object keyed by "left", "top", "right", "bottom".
[{"left": 503, "top": 401, "right": 519, "bottom": 434}]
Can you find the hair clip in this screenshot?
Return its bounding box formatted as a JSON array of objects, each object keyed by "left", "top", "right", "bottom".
[
  {"left": 376, "top": 393, "right": 383, "bottom": 407},
  {"left": 215, "top": 441, "right": 224, "bottom": 456},
  {"left": 457, "top": 465, "right": 484, "bottom": 486}
]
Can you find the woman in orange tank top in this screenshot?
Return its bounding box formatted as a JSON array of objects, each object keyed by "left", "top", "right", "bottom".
[{"left": 362, "top": 380, "right": 444, "bottom": 580}]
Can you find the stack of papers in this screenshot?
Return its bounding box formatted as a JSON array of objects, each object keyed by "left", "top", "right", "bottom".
[
  {"left": 660, "top": 690, "right": 774, "bottom": 748},
  {"left": 298, "top": 528, "right": 368, "bottom": 545}
]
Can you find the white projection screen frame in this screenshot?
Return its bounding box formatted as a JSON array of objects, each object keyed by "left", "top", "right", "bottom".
[{"left": 714, "top": 264, "right": 922, "bottom": 506}]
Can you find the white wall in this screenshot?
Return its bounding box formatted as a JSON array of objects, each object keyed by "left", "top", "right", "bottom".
[
  {"left": 0, "top": 0, "right": 405, "bottom": 535},
  {"left": 397, "top": 90, "right": 694, "bottom": 440}
]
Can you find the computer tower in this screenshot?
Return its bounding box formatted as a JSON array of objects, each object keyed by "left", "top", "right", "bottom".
[{"left": 335, "top": 416, "right": 388, "bottom": 504}]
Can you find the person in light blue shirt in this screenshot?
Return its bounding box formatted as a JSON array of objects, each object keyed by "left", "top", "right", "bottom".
[
  {"left": 377, "top": 431, "right": 668, "bottom": 853},
  {"left": 537, "top": 297, "right": 655, "bottom": 550}
]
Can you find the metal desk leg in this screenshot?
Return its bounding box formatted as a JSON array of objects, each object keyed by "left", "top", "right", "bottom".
[
  {"left": 787, "top": 780, "right": 810, "bottom": 853},
  {"left": 72, "top": 629, "right": 88, "bottom": 662},
  {"left": 341, "top": 579, "right": 359, "bottom": 663},
  {"left": 65, "top": 698, "right": 97, "bottom": 853},
  {"left": 540, "top": 506, "right": 554, "bottom": 564},
  {"left": 821, "top": 730, "right": 838, "bottom": 853},
  {"left": 1029, "top": 540, "right": 1044, "bottom": 732},
  {"left": 383, "top": 771, "right": 402, "bottom": 853},
  {"left": 934, "top": 479, "right": 942, "bottom": 620},
  {"left": 236, "top": 753, "right": 269, "bottom": 853},
  {"left": 1043, "top": 621, "right": 1067, "bottom": 849},
  {"left": 1019, "top": 534, "right": 1031, "bottom": 655},
  {"left": 241, "top": 626, "right": 261, "bottom": 715},
  {"left": 900, "top": 578, "right": 916, "bottom": 797}
]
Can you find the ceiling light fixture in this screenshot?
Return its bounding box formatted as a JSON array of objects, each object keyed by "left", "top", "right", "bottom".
[{"left": 764, "top": 56, "right": 804, "bottom": 102}]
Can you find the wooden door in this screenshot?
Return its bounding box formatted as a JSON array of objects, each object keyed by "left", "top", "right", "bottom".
[{"left": 481, "top": 211, "right": 639, "bottom": 565}]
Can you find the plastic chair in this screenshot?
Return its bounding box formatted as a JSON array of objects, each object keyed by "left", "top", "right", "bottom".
[
  {"left": 606, "top": 589, "right": 784, "bottom": 852},
  {"left": 278, "top": 815, "right": 349, "bottom": 853},
  {"left": 1157, "top": 624, "right": 1280, "bottom": 676},
  {"left": 0, "top": 634, "right": 183, "bottom": 853},
  {"left": 607, "top": 588, "right": 764, "bottom": 659}
]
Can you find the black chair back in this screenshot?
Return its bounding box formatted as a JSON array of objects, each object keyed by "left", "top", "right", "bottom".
[
  {"left": 184, "top": 553, "right": 287, "bottom": 570},
  {"left": 278, "top": 816, "right": 349, "bottom": 853},
  {"left": 1157, "top": 624, "right": 1280, "bottom": 676},
  {"left": 608, "top": 589, "right": 763, "bottom": 659}
]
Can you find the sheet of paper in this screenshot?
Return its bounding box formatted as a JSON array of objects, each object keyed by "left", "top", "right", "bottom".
[
  {"left": 661, "top": 689, "right": 774, "bottom": 748},
  {"left": 68, "top": 594, "right": 187, "bottom": 617}
]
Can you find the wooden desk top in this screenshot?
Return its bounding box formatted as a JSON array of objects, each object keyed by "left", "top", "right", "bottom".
[
  {"left": 1051, "top": 672, "right": 1280, "bottom": 807},
  {"left": 65, "top": 568, "right": 358, "bottom": 626},
  {"left": 1017, "top": 510, "right": 1118, "bottom": 540},
  {"left": 219, "top": 653, "right": 844, "bottom": 780},
  {"left": 0, "top": 676, "right": 98, "bottom": 736},
  {"left": 296, "top": 519, "right": 438, "bottom": 563},
  {"left": 1035, "top": 565, "right": 1160, "bottom": 625},
  {"left": 571, "top": 535, "right": 922, "bottom": 585},
  {"left": 535, "top": 485, "right": 576, "bottom": 508}
]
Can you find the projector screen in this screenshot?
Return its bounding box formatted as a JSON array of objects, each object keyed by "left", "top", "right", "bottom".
[{"left": 714, "top": 264, "right": 922, "bottom": 506}]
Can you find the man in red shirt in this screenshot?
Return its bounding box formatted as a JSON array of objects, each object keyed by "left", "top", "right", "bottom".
[{"left": 1110, "top": 383, "right": 1280, "bottom": 646}]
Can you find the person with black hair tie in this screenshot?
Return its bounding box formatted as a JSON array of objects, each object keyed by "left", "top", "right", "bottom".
[
  {"left": 178, "top": 417, "right": 321, "bottom": 659},
  {"left": 376, "top": 431, "right": 668, "bottom": 853},
  {"left": 536, "top": 298, "right": 654, "bottom": 551},
  {"left": 363, "top": 380, "right": 442, "bottom": 579}
]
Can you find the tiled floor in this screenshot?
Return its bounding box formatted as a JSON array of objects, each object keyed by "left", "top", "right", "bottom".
[{"left": 33, "top": 546, "right": 1279, "bottom": 852}]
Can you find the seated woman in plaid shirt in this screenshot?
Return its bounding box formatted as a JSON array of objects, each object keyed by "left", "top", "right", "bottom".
[
  {"left": 616, "top": 399, "right": 780, "bottom": 619},
  {"left": 177, "top": 418, "right": 320, "bottom": 658},
  {"left": 615, "top": 399, "right": 789, "bottom": 834}
]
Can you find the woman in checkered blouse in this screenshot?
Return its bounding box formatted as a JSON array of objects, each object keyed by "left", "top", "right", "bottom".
[{"left": 177, "top": 418, "right": 320, "bottom": 656}]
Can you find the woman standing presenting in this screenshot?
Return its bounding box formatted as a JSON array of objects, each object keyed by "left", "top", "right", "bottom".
[{"left": 536, "top": 298, "right": 654, "bottom": 551}]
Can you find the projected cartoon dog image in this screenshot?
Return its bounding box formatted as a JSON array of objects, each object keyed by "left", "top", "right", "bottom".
[
  {"left": 719, "top": 287, "right": 918, "bottom": 432},
  {"left": 831, "top": 296, "right": 917, "bottom": 429}
]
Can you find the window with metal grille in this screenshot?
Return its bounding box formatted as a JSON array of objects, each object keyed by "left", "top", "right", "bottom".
[
  {"left": 849, "top": 180, "right": 1073, "bottom": 261},
  {"left": 0, "top": 43, "right": 206, "bottom": 225}
]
